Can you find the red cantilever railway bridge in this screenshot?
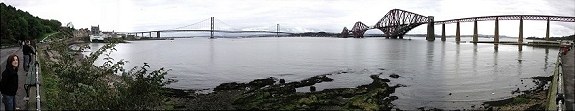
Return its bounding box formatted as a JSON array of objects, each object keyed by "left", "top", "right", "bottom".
[{"left": 342, "top": 9, "right": 575, "bottom": 43}]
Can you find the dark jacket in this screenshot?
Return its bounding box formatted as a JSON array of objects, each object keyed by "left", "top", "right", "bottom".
[
  {"left": 23, "top": 44, "right": 35, "bottom": 55},
  {"left": 0, "top": 66, "right": 18, "bottom": 96}
]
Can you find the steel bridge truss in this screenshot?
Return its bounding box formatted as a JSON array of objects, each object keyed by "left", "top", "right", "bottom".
[
  {"left": 341, "top": 27, "right": 350, "bottom": 38},
  {"left": 343, "top": 9, "right": 430, "bottom": 38},
  {"left": 435, "top": 15, "right": 575, "bottom": 24},
  {"left": 351, "top": 22, "right": 369, "bottom": 38},
  {"left": 374, "top": 9, "right": 429, "bottom": 39}
]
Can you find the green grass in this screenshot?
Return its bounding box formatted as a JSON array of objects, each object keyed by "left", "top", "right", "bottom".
[{"left": 37, "top": 44, "right": 62, "bottom": 109}]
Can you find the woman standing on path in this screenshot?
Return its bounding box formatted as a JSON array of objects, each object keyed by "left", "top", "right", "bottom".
[{"left": 1, "top": 55, "right": 20, "bottom": 110}]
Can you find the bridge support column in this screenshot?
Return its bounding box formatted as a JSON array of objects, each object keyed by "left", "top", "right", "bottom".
[
  {"left": 546, "top": 17, "right": 550, "bottom": 41},
  {"left": 518, "top": 16, "right": 523, "bottom": 44},
  {"left": 149, "top": 32, "right": 152, "bottom": 37},
  {"left": 518, "top": 16, "right": 523, "bottom": 51},
  {"left": 494, "top": 17, "right": 499, "bottom": 44},
  {"left": 473, "top": 20, "right": 478, "bottom": 44},
  {"left": 426, "top": 16, "right": 435, "bottom": 41},
  {"left": 210, "top": 17, "right": 214, "bottom": 39},
  {"left": 456, "top": 21, "right": 460, "bottom": 43},
  {"left": 441, "top": 24, "right": 446, "bottom": 41},
  {"left": 157, "top": 32, "right": 160, "bottom": 38}
]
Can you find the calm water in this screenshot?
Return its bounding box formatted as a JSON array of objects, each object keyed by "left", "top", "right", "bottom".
[{"left": 88, "top": 37, "right": 558, "bottom": 109}]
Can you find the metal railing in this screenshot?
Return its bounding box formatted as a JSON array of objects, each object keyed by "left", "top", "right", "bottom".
[
  {"left": 34, "top": 54, "right": 41, "bottom": 111},
  {"left": 547, "top": 41, "right": 569, "bottom": 111},
  {"left": 25, "top": 46, "right": 41, "bottom": 111}
]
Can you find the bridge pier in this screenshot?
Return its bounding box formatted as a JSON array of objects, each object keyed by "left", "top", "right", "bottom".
[
  {"left": 456, "top": 21, "right": 460, "bottom": 43},
  {"left": 518, "top": 16, "right": 523, "bottom": 51},
  {"left": 473, "top": 19, "right": 478, "bottom": 44},
  {"left": 494, "top": 17, "right": 499, "bottom": 44},
  {"left": 156, "top": 31, "right": 160, "bottom": 38},
  {"left": 426, "top": 16, "right": 435, "bottom": 41},
  {"left": 149, "top": 32, "right": 152, "bottom": 37},
  {"left": 546, "top": 17, "right": 550, "bottom": 41},
  {"left": 519, "top": 16, "right": 523, "bottom": 44},
  {"left": 441, "top": 24, "right": 446, "bottom": 41}
]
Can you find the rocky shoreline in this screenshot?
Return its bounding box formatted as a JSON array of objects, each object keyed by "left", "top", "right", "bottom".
[
  {"left": 165, "top": 74, "right": 402, "bottom": 110},
  {"left": 479, "top": 76, "right": 552, "bottom": 110},
  {"left": 163, "top": 74, "right": 551, "bottom": 110}
]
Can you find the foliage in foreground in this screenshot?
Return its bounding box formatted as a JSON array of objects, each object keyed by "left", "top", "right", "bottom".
[{"left": 40, "top": 34, "right": 175, "bottom": 110}]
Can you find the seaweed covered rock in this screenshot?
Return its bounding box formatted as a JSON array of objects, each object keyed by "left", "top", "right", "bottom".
[
  {"left": 214, "top": 82, "right": 247, "bottom": 91},
  {"left": 247, "top": 77, "right": 277, "bottom": 88},
  {"left": 232, "top": 74, "right": 397, "bottom": 110},
  {"left": 389, "top": 73, "right": 400, "bottom": 78},
  {"left": 286, "top": 75, "right": 333, "bottom": 88},
  {"left": 214, "top": 77, "right": 277, "bottom": 91}
]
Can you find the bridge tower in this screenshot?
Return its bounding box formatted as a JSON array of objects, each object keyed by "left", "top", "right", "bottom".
[
  {"left": 210, "top": 17, "right": 214, "bottom": 39},
  {"left": 341, "top": 27, "right": 349, "bottom": 38},
  {"left": 351, "top": 21, "right": 368, "bottom": 38},
  {"left": 373, "top": 9, "right": 429, "bottom": 39},
  {"left": 426, "top": 16, "right": 435, "bottom": 41}
]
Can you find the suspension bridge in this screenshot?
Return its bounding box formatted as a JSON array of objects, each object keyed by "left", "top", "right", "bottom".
[{"left": 123, "top": 17, "right": 291, "bottom": 39}]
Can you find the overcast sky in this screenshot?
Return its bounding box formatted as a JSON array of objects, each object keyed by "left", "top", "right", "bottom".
[{"left": 2, "top": 0, "right": 575, "bottom": 37}]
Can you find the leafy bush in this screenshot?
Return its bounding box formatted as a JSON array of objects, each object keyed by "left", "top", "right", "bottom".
[{"left": 40, "top": 33, "right": 175, "bottom": 110}]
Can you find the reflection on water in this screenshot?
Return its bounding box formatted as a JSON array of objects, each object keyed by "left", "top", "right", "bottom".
[{"left": 87, "top": 37, "right": 558, "bottom": 109}]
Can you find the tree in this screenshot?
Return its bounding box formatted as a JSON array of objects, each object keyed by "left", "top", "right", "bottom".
[{"left": 0, "top": 3, "right": 63, "bottom": 46}]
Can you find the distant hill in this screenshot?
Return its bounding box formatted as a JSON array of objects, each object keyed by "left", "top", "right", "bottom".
[
  {"left": 526, "top": 34, "right": 575, "bottom": 41},
  {"left": 0, "top": 3, "right": 62, "bottom": 46}
]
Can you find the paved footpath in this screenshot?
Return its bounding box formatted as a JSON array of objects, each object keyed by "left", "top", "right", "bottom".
[
  {"left": 562, "top": 46, "right": 575, "bottom": 110},
  {"left": 0, "top": 47, "right": 35, "bottom": 110}
]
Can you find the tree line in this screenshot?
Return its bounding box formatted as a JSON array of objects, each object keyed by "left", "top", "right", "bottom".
[{"left": 0, "top": 3, "right": 62, "bottom": 46}]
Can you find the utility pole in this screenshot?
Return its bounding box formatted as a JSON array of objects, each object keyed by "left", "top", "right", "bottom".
[
  {"left": 210, "top": 17, "right": 214, "bottom": 39},
  {"left": 276, "top": 24, "right": 280, "bottom": 37}
]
